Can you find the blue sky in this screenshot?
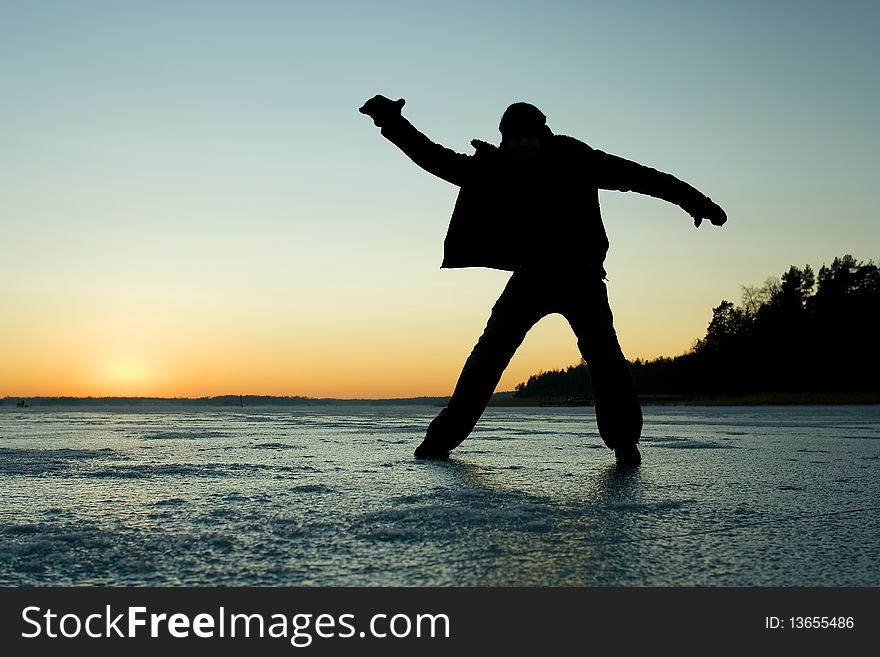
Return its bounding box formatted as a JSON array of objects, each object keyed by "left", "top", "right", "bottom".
[{"left": 1, "top": 1, "right": 877, "bottom": 396}]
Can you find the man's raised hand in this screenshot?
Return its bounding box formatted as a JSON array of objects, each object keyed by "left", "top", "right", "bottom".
[
  {"left": 359, "top": 95, "right": 405, "bottom": 127},
  {"left": 691, "top": 198, "right": 727, "bottom": 228}
]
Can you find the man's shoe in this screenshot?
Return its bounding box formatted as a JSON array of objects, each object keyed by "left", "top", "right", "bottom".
[
  {"left": 614, "top": 444, "right": 642, "bottom": 466},
  {"left": 414, "top": 439, "right": 450, "bottom": 460}
]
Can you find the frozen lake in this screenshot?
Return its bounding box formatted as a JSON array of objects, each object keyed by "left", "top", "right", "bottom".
[{"left": 1, "top": 405, "right": 878, "bottom": 586}]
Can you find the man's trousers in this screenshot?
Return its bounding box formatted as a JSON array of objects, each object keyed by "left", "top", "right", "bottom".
[{"left": 423, "top": 266, "right": 643, "bottom": 452}]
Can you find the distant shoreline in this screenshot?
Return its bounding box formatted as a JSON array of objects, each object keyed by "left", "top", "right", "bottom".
[
  {"left": 3, "top": 391, "right": 879, "bottom": 408},
  {"left": 1, "top": 395, "right": 452, "bottom": 408},
  {"left": 491, "top": 391, "right": 880, "bottom": 407}
]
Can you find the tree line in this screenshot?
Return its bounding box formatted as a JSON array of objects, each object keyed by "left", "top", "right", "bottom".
[{"left": 513, "top": 255, "right": 880, "bottom": 399}]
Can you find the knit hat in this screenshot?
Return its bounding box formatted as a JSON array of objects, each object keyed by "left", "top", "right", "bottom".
[{"left": 499, "top": 102, "right": 551, "bottom": 138}]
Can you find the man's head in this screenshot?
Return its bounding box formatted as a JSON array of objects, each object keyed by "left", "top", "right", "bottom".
[{"left": 499, "top": 102, "right": 551, "bottom": 158}]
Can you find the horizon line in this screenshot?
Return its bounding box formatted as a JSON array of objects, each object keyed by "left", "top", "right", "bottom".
[{"left": 3, "top": 393, "right": 522, "bottom": 403}]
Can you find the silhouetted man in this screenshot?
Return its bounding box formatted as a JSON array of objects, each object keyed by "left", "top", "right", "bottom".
[{"left": 360, "top": 96, "right": 727, "bottom": 465}]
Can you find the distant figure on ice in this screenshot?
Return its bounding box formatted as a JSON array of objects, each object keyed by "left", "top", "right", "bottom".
[{"left": 360, "top": 96, "right": 727, "bottom": 465}]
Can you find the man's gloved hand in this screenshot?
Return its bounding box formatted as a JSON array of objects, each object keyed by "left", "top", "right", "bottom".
[
  {"left": 359, "top": 95, "right": 405, "bottom": 127},
  {"left": 690, "top": 197, "right": 727, "bottom": 228}
]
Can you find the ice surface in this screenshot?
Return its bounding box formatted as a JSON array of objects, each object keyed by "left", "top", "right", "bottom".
[{"left": 0, "top": 405, "right": 878, "bottom": 586}]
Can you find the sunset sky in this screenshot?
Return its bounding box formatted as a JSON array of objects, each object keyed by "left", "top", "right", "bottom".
[{"left": 2, "top": 1, "right": 877, "bottom": 398}]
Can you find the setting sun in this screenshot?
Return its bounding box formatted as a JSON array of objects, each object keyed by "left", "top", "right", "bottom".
[{"left": 98, "top": 356, "right": 156, "bottom": 394}]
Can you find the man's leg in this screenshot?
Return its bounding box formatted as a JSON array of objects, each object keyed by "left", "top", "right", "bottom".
[
  {"left": 562, "top": 279, "right": 642, "bottom": 459},
  {"left": 416, "top": 272, "right": 544, "bottom": 459}
]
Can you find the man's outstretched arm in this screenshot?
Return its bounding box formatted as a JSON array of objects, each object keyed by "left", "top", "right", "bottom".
[
  {"left": 592, "top": 148, "right": 727, "bottom": 227},
  {"left": 359, "top": 95, "right": 472, "bottom": 187}
]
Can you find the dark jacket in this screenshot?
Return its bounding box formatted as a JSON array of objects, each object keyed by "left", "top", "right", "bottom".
[{"left": 381, "top": 116, "right": 711, "bottom": 273}]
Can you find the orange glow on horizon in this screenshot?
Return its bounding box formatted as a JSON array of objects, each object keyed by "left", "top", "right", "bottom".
[
  {"left": 1, "top": 341, "right": 686, "bottom": 400},
  {"left": 2, "top": 283, "right": 698, "bottom": 400}
]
